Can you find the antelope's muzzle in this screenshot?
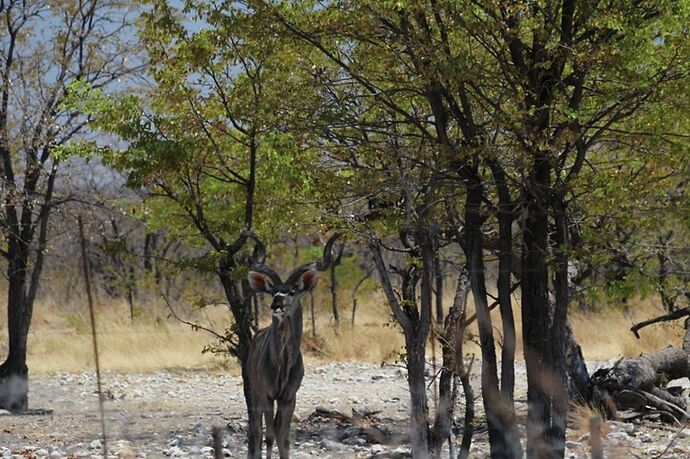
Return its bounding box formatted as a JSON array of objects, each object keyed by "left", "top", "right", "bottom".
[{"left": 271, "top": 293, "right": 287, "bottom": 316}]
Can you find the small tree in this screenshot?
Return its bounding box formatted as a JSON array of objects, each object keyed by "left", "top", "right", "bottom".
[
  {"left": 0, "top": 0, "right": 137, "bottom": 412},
  {"left": 75, "top": 1, "right": 322, "bottom": 453}
]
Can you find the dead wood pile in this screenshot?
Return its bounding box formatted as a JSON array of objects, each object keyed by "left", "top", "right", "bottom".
[{"left": 300, "top": 407, "right": 408, "bottom": 447}]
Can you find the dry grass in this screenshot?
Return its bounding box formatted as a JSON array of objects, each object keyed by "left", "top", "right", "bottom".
[
  {"left": 0, "top": 296, "right": 233, "bottom": 375},
  {"left": 569, "top": 298, "right": 684, "bottom": 359},
  {"left": 458, "top": 293, "right": 684, "bottom": 361},
  {"left": 1, "top": 286, "right": 683, "bottom": 375},
  {"left": 569, "top": 403, "right": 611, "bottom": 438}
]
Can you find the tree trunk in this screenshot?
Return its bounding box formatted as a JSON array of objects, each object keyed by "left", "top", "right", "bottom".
[
  {"left": 549, "top": 196, "right": 569, "bottom": 452},
  {"left": 310, "top": 292, "right": 316, "bottom": 337},
  {"left": 351, "top": 268, "right": 373, "bottom": 327},
  {"left": 330, "top": 262, "right": 339, "bottom": 323},
  {"left": 522, "top": 152, "right": 566, "bottom": 459},
  {"left": 434, "top": 254, "right": 444, "bottom": 324},
  {"left": 143, "top": 232, "right": 157, "bottom": 274},
  {"left": 252, "top": 293, "right": 259, "bottom": 329},
  {"left": 430, "top": 271, "right": 470, "bottom": 455},
  {"left": 457, "top": 361, "right": 475, "bottom": 459},
  {"left": 218, "top": 261, "right": 257, "bottom": 456},
  {"left": 407, "top": 338, "right": 430, "bottom": 458},
  {"left": 0, "top": 254, "right": 30, "bottom": 412},
  {"left": 0, "top": 237, "right": 32, "bottom": 412},
  {"left": 403, "top": 237, "right": 432, "bottom": 458},
  {"left": 370, "top": 231, "right": 435, "bottom": 457},
  {"left": 489, "top": 160, "right": 517, "bottom": 403},
  {"left": 351, "top": 295, "right": 357, "bottom": 327},
  {"left": 465, "top": 178, "right": 521, "bottom": 459},
  {"left": 565, "top": 319, "right": 590, "bottom": 402},
  {"left": 127, "top": 265, "right": 135, "bottom": 323}
]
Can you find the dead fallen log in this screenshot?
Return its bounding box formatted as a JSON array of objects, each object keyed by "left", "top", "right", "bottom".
[{"left": 589, "top": 321, "right": 690, "bottom": 423}]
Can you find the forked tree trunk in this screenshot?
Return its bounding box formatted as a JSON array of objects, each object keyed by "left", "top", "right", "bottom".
[
  {"left": 430, "top": 271, "right": 470, "bottom": 455},
  {"left": 489, "top": 160, "right": 518, "bottom": 403},
  {"left": 370, "top": 231, "right": 435, "bottom": 458},
  {"left": 0, "top": 164, "right": 57, "bottom": 412},
  {"left": 400, "top": 254, "right": 431, "bottom": 457},
  {"left": 465, "top": 178, "right": 522, "bottom": 458}
]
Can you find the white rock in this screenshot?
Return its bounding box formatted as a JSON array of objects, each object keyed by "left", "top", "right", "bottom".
[
  {"left": 320, "top": 439, "right": 343, "bottom": 450},
  {"left": 667, "top": 377, "right": 690, "bottom": 389},
  {"left": 638, "top": 432, "right": 654, "bottom": 443},
  {"left": 606, "top": 431, "right": 630, "bottom": 446},
  {"left": 0, "top": 409, "right": 11, "bottom": 416},
  {"left": 166, "top": 436, "right": 180, "bottom": 447},
  {"left": 609, "top": 420, "right": 635, "bottom": 434},
  {"left": 370, "top": 444, "right": 386, "bottom": 454},
  {"left": 90, "top": 440, "right": 102, "bottom": 450},
  {"left": 165, "top": 446, "right": 185, "bottom": 457}
]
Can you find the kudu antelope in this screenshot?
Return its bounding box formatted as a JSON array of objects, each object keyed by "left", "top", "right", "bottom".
[{"left": 247, "top": 234, "right": 340, "bottom": 459}]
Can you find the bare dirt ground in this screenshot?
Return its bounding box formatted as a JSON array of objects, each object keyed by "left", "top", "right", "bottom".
[{"left": 1, "top": 361, "right": 689, "bottom": 458}]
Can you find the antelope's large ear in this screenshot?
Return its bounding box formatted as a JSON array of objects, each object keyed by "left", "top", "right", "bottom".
[
  {"left": 248, "top": 271, "right": 273, "bottom": 293},
  {"left": 296, "top": 268, "right": 319, "bottom": 292}
]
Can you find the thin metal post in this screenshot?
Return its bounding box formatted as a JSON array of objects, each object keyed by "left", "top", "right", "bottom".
[{"left": 79, "top": 216, "right": 107, "bottom": 458}]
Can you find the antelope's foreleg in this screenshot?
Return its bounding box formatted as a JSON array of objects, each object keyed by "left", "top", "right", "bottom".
[
  {"left": 274, "top": 397, "right": 296, "bottom": 459},
  {"left": 264, "top": 400, "right": 275, "bottom": 459},
  {"left": 249, "top": 394, "right": 266, "bottom": 459}
]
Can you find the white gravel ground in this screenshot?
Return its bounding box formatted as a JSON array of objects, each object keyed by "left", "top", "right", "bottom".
[{"left": 0, "top": 361, "right": 688, "bottom": 458}]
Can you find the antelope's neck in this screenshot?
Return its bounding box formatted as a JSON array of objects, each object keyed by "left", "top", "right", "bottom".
[{"left": 271, "top": 300, "right": 303, "bottom": 359}]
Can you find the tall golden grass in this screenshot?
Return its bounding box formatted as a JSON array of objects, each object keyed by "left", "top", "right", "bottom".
[{"left": 0, "top": 285, "right": 683, "bottom": 375}]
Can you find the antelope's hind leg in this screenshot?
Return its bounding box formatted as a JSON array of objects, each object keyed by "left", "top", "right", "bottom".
[{"left": 274, "top": 397, "right": 296, "bottom": 459}]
